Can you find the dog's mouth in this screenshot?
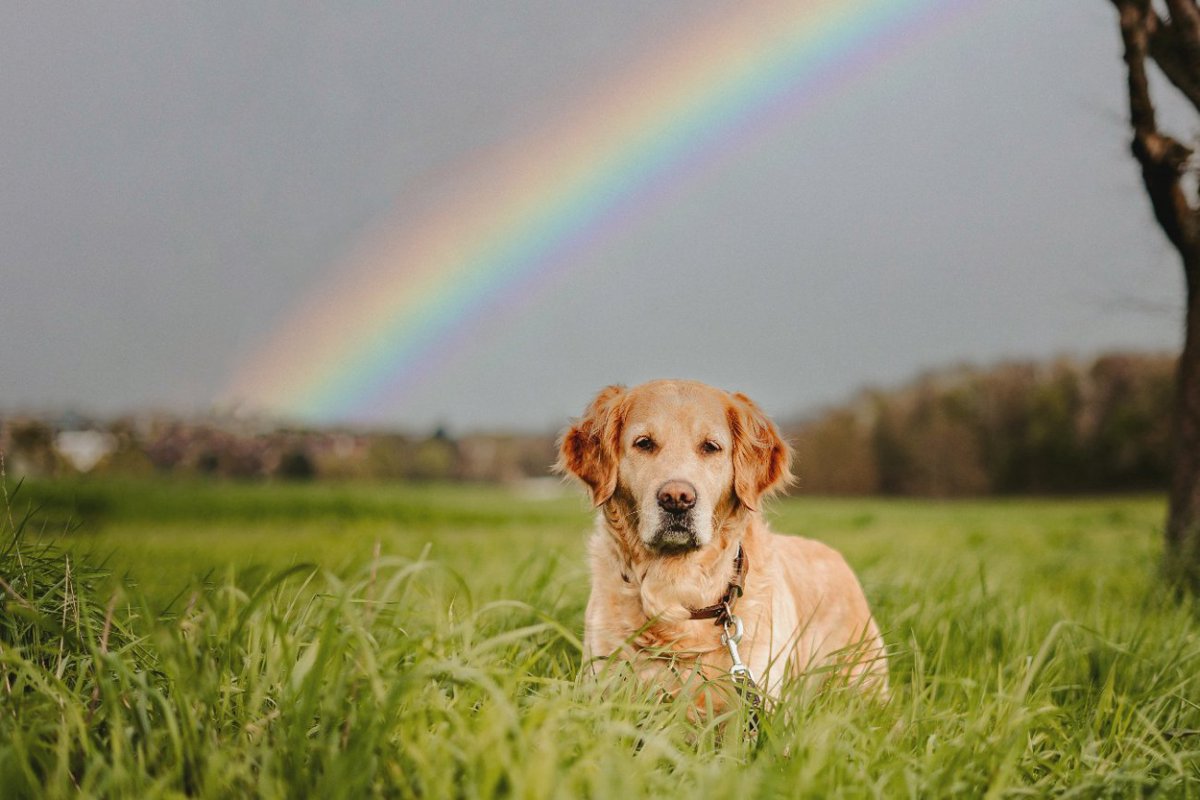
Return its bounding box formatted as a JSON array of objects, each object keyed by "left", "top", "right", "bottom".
[{"left": 648, "top": 514, "right": 700, "bottom": 554}]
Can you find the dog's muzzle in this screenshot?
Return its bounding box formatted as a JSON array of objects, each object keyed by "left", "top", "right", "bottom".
[
  {"left": 650, "top": 480, "right": 701, "bottom": 552},
  {"left": 650, "top": 517, "right": 698, "bottom": 553}
]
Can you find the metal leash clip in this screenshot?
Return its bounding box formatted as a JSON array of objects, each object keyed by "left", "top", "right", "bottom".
[{"left": 719, "top": 604, "right": 755, "bottom": 686}]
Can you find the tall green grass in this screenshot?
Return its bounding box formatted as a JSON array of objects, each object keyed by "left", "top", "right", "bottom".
[{"left": 2, "top": 479, "right": 1198, "bottom": 797}]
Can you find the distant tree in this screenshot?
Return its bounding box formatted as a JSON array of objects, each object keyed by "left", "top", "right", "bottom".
[
  {"left": 1110, "top": 0, "right": 1200, "bottom": 592},
  {"left": 1085, "top": 354, "right": 1174, "bottom": 490},
  {"left": 276, "top": 450, "right": 316, "bottom": 481},
  {"left": 5, "top": 420, "right": 60, "bottom": 477},
  {"left": 1022, "top": 365, "right": 1085, "bottom": 492},
  {"left": 789, "top": 408, "right": 879, "bottom": 495},
  {"left": 411, "top": 436, "right": 457, "bottom": 481}
]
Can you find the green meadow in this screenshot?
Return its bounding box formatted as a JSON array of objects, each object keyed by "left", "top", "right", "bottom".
[{"left": 3, "top": 477, "right": 1199, "bottom": 797}]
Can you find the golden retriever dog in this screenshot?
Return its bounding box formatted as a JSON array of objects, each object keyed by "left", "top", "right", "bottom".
[{"left": 558, "top": 380, "right": 887, "bottom": 709}]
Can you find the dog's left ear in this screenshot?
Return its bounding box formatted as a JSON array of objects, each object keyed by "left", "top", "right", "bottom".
[
  {"left": 727, "top": 391, "right": 792, "bottom": 511},
  {"left": 557, "top": 385, "right": 629, "bottom": 506}
]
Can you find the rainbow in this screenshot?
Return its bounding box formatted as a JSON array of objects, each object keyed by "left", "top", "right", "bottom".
[{"left": 220, "top": 0, "right": 984, "bottom": 423}]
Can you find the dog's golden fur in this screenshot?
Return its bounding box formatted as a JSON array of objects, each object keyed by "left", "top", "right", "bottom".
[{"left": 558, "top": 380, "right": 887, "bottom": 706}]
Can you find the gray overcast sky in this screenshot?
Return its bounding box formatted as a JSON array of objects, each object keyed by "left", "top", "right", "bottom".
[{"left": 0, "top": 1, "right": 1189, "bottom": 432}]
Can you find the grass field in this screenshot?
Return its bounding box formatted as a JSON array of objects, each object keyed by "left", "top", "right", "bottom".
[{"left": 2, "top": 477, "right": 1199, "bottom": 797}]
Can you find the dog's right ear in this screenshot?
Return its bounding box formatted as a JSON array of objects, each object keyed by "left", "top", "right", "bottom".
[{"left": 557, "top": 385, "right": 628, "bottom": 506}]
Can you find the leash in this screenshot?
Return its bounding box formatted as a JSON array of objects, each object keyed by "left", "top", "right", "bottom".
[{"left": 689, "top": 546, "right": 762, "bottom": 730}]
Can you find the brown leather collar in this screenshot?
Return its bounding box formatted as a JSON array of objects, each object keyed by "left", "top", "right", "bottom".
[{"left": 688, "top": 545, "right": 747, "bottom": 624}]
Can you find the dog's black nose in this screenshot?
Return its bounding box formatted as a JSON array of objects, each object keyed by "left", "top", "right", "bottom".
[{"left": 657, "top": 480, "right": 697, "bottom": 513}]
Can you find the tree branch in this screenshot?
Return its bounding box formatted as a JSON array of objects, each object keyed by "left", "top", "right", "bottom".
[
  {"left": 1113, "top": 0, "right": 1200, "bottom": 256},
  {"left": 1151, "top": 4, "right": 1200, "bottom": 111},
  {"left": 1164, "top": 0, "right": 1200, "bottom": 39}
]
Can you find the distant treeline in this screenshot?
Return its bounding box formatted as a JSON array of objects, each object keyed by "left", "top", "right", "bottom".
[
  {"left": 0, "top": 352, "right": 1177, "bottom": 494},
  {"left": 786, "top": 353, "right": 1175, "bottom": 496},
  {"left": 0, "top": 415, "right": 557, "bottom": 485}
]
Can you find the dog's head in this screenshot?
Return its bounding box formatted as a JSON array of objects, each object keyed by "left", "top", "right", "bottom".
[{"left": 558, "top": 380, "right": 791, "bottom": 555}]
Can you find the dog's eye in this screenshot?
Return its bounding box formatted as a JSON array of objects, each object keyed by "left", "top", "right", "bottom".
[
  {"left": 633, "top": 436, "right": 656, "bottom": 452},
  {"left": 700, "top": 440, "right": 722, "bottom": 455}
]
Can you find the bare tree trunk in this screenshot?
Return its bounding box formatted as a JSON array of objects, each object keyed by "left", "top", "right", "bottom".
[
  {"left": 1110, "top": 0, "right": 1200, "bottom": 591},
  {"left": 1168, "top": 265, "right": 1200, "bottom": 591}
]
